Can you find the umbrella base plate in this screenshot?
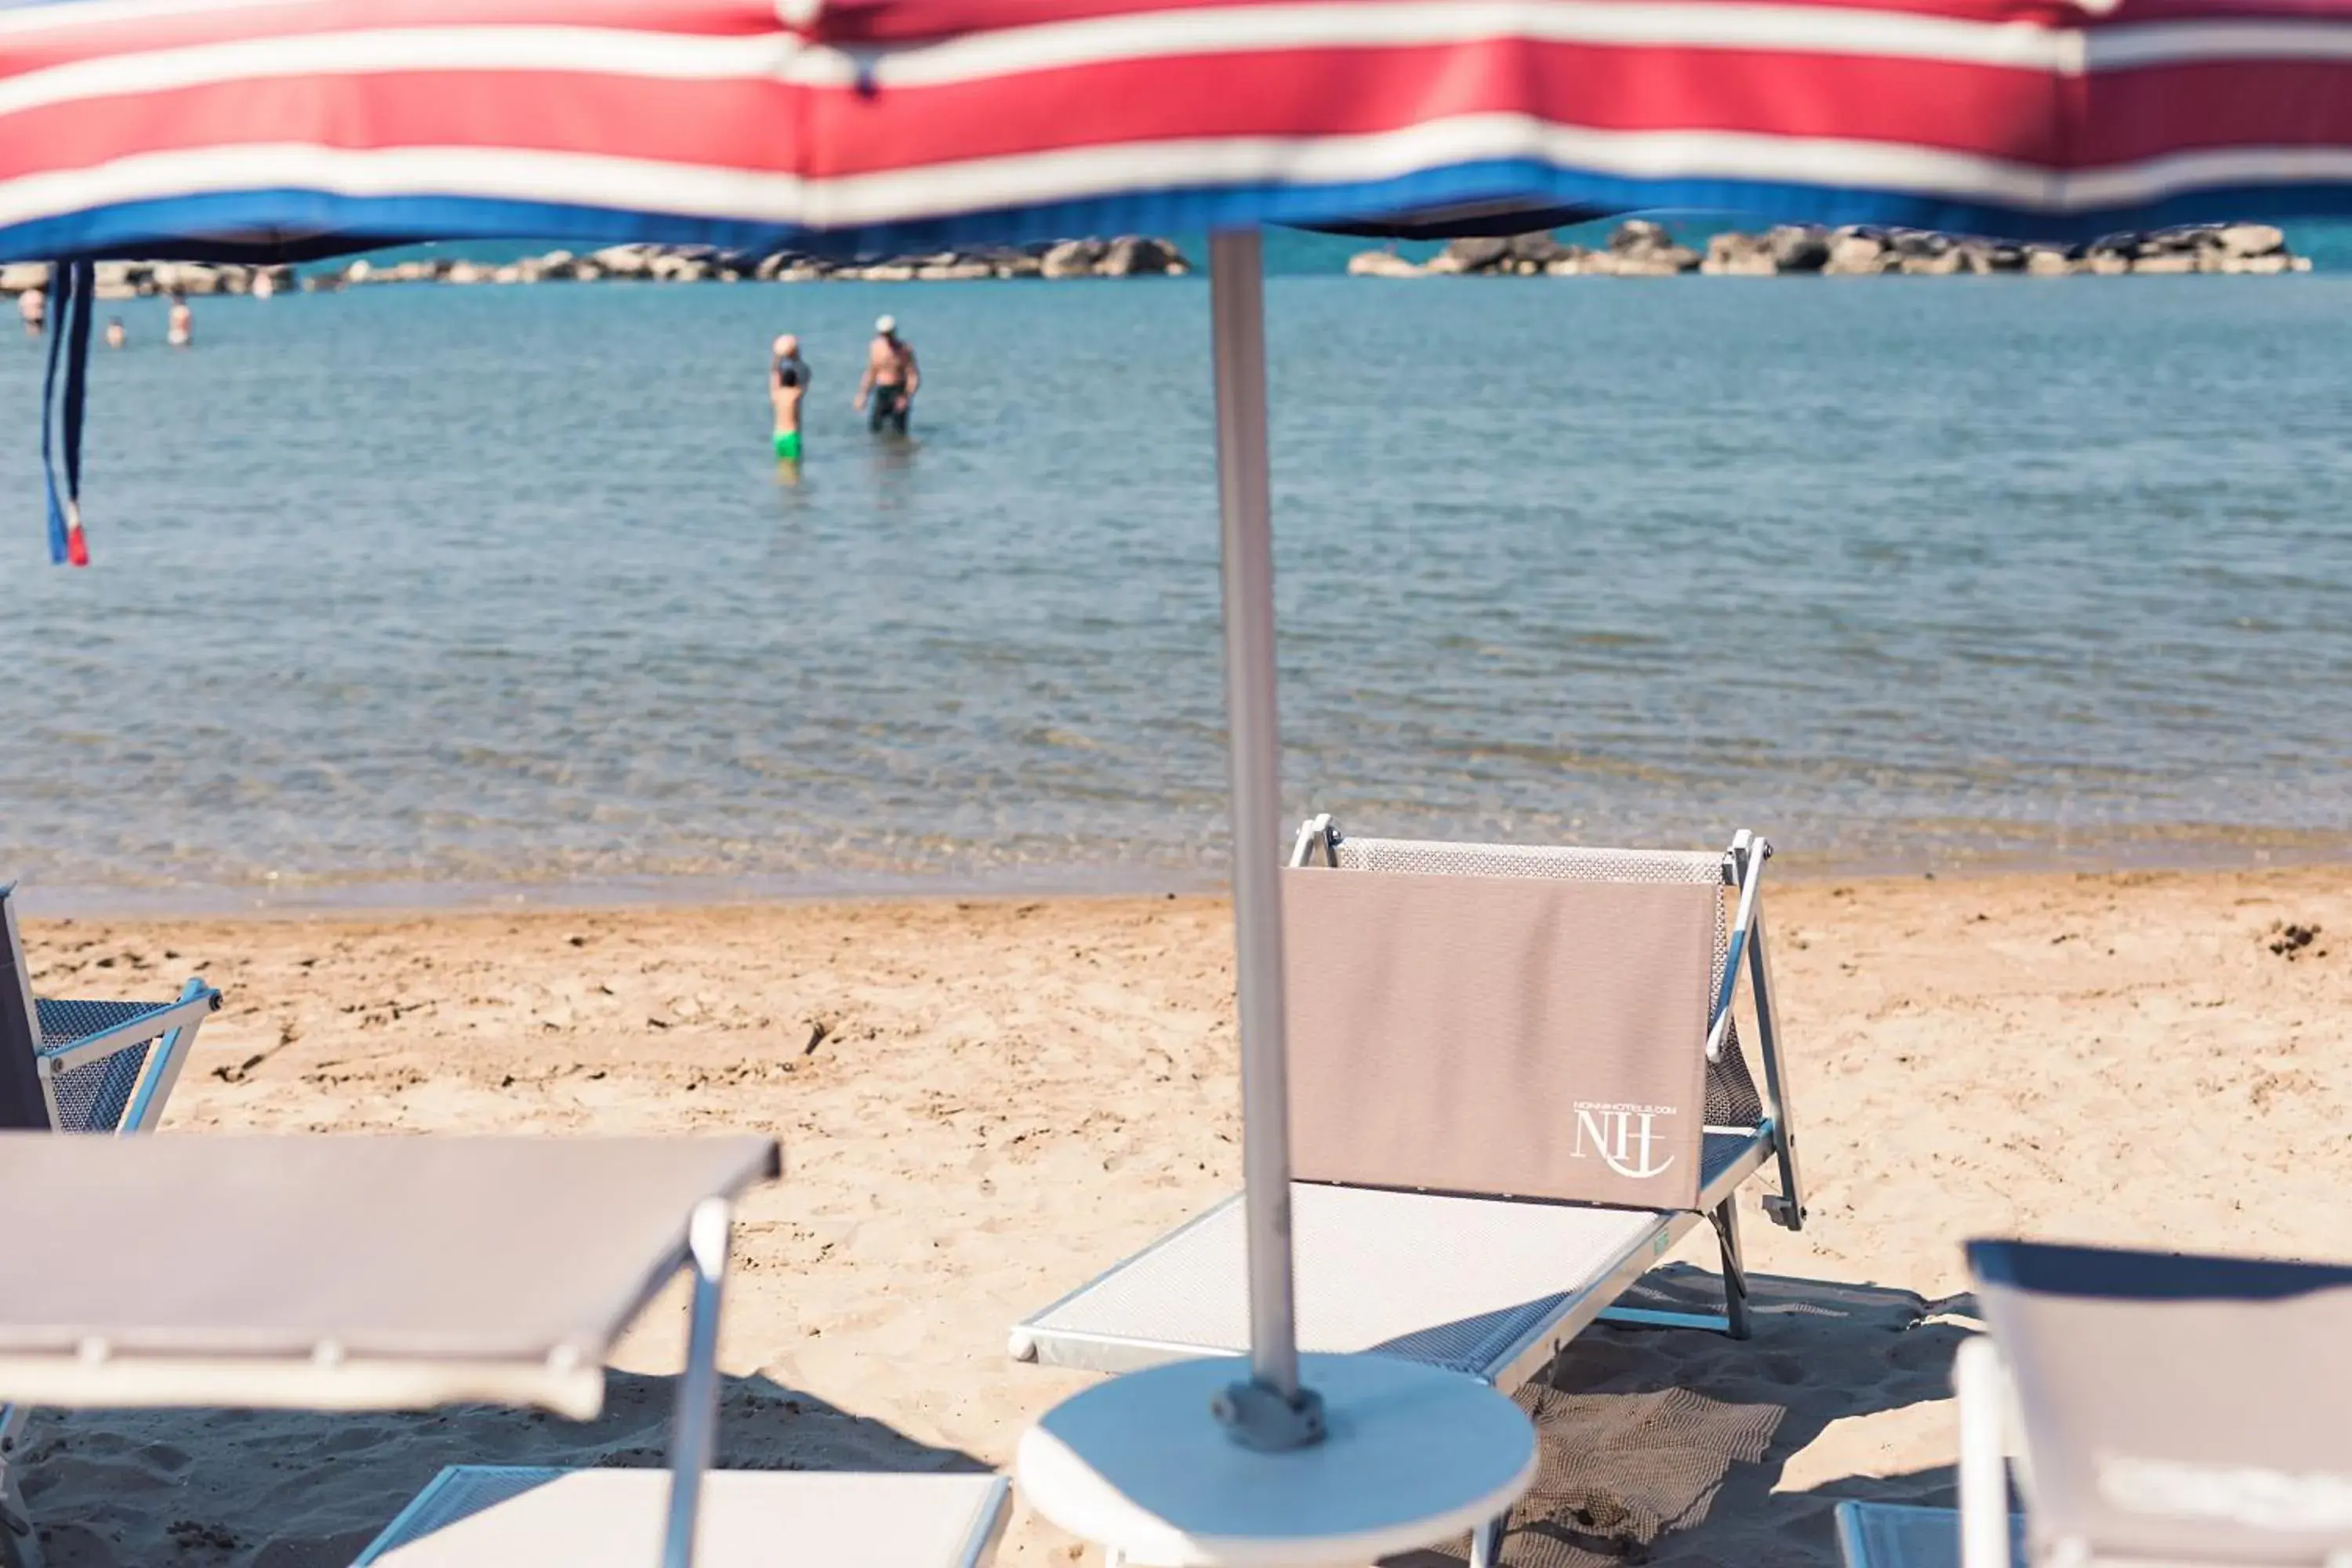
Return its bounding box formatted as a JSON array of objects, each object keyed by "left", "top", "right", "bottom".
[{"left": 1017, "top": 1351, "right": 1537, "bottom": 1567}]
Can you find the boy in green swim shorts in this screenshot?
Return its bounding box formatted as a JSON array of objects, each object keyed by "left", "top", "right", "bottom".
[{"left": 768, "top": 333, "right": 809, "bottom": 464}]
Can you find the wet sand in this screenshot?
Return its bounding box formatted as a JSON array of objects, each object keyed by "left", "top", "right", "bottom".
[{"left": 15, "top": 864, "right": 2351, "bottom": 1567}]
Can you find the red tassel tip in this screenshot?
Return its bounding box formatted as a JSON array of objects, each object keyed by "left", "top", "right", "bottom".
[{"left": 65, "top": 526, "right": 89, "bottom": 568}]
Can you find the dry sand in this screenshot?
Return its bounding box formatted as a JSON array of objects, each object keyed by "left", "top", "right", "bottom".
[{"left": 15, "top": 865, "right": 2352, "bottom": 1568}]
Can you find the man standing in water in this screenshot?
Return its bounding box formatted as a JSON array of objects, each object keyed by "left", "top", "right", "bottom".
[
  {"left": 166, "top": 291, "right": 192, "bottom": 347},
  {"left": 855, "top": 314, "right": 918, "bottom": 436},
  {"left": 16, "top": 285, "right": 42, "bottom": 336},
  {"left": 769, "top": 332, "right": 810, "bottom": 464}
]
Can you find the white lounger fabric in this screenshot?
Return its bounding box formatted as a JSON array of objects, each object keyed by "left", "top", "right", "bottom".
[
  {"left": 1015, "top": 1138, "right": 1764, "bottom": 1381},
  {"left": 0, "top": 1133, "right": 779, "bottom": 1416},
  {"left": 356, "top": 1468, "right": 1011, "bottom": 1567}
]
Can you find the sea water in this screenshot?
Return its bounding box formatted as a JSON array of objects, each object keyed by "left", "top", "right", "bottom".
[{"left": 4, "top": 272, "right": 2350, "bottom": 909}]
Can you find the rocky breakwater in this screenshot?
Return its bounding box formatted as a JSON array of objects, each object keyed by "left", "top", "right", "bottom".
[
  {"left": 1350, "top": 220, "right": 2312, "bottom": 278},
  {"left": 325, "top": 236, "right": 1190, "bottom": 288},
  {"left": 0, "top": 260, "right": 297, "bottom": 298},
  {"left": 1350, "top": 222, "right": 1705, "bottom": 278},
  {"left": 0, "top": 238, "right": 1192, "bottom": 298}
]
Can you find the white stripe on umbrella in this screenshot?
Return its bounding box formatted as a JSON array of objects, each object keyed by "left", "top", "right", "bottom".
[
  {"left": 0, "top": 27, "right": 799, "bottom": 122},
  {"left": 9, "top": 114, "right": 2352, "bottom": 236}
]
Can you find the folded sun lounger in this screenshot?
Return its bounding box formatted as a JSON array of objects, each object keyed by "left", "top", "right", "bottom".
[
  {"left": 0, "top": 1134, "right": 1010, "bottom": 1568},
  {"left": 1836, "top": 1240, "right": 2352, "bottom": 1568},
  {"left": 0, "top": 881, "right": 220, "bottom": 1135},
  {"left": 1011, "top": 818, "right": 1809, "bottom": 1565}
]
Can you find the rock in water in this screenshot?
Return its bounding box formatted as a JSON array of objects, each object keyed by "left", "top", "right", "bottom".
[
  {"left": 1040, "top": 239, "right": 1107, "bottom": 278},
  {"left": 1505, "top": 232, "right": 1565, "bottom": 271},
  {"left": 2218, "top": 223, "right": 2286, "bottom": 258},
  {"left": 1702, "top": 230, "right": 1776, "bottom": 276},
  {"left": 1824, "top": 230, "right": 1891, "bottom": 274},
  {"left": 1098, "top": 236, "right": 1189, "bottom": 275},
  {"left": 590, "top": 245, "right": 655, "bottom": 279},
  {"left": 1767, "top": 227, "right": 1831, "bottom": 273},
  {"left": 1603, "top": 221, "right": 1700, "bottom": 275},
  {"left": 1347, "top": 249, "right": 1425, "bottom": 278},
  {"left": 1609, "top": 220, "right": 1670, "bottom": 255},
  {"left": 1428, "top": 235, "right": 1512, "bottom": 274}
]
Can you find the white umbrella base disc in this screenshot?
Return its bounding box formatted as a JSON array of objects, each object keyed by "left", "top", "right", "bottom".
[{"left": 1017, "top": 1352, "right": 1537, "bottom": 1567}]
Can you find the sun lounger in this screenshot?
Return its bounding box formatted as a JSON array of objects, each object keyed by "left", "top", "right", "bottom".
[
  {"left": 0, "top": 881, "right": 220, "bottom": 1134},
  {"left": 1010, "top": 818, "right": 1808, "bottom": 1564},
  {"left": 0, "top": 882, "right": 226, "bottom": 1550},
  {"left": 1838, "top": 1240, "right": 2352, "bottom": 1568},
  {"left": 0, "top": 1134, "right": 1009, "bottom": 1568}
]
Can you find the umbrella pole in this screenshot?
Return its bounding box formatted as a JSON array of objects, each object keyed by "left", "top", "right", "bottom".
[{"left": 1204, "top": 228, "right": 1323, "bottom": 1450}]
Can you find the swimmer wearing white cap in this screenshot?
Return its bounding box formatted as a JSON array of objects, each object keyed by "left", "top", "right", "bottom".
[{"left": 855, "top": 314, "right": 919, "bottom": 436}]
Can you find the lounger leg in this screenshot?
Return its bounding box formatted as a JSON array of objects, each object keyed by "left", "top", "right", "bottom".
[
  {"left": 0, "top": 1404, "right": 42, "bottom": 1568},
  {"left": 1710, "top": 1197, "right": 1752, "bottom": 1341},
  {"left": 1469, "top": 1512, "right": 1508, "bottom": 1568},
  {"left": 662, "top": 1199, "right": 732, "bottom": 1568}
]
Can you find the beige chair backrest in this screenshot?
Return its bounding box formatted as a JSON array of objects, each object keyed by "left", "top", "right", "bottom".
[
  {"left": 1315, "top": 834, "right": 1768, "bottom": 1128},
  {"left": 1971, "top": 1240, "right": 2352, "bottom": 1568},
  {"left": 1281, "top": 842, "right": 1726, "bottom": 1211}
]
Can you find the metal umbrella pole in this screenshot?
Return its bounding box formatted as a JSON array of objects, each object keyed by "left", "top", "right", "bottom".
[
  {"left": 1013, "top": 228, "right": 1536, "bottom": 1563},
  {"left": 1202, "top": 227, "right": 1323, "bottom": 1451}
]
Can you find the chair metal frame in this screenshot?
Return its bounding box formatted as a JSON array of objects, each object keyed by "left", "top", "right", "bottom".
[
  {"left": 2, "top": 883, "right": 221, "bottom": 1136},
  {"left": 1958, "top": 1336, "right": 2020, "bottom": 1568}
]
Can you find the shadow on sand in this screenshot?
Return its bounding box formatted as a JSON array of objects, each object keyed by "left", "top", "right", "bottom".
[
  {"left": 1388, "top": 1268, "right": 1978, "bottom": 1568},
  {"left": 19, "top": 1369, "right": 985, "bottom": 1568}
]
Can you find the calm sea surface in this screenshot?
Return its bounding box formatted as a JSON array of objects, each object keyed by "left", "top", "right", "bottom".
[{"left": 5, "top": 274, "right": 2352, "bottom": 911}]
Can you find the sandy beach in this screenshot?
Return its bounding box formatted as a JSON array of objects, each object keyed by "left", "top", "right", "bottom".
[{"left": 15, "top": 864, "right": 2351, "bottom": 1568}]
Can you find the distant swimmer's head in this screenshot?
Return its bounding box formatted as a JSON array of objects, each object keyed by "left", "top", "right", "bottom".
[
  {"left": 875, "top": 314, "right": 897, "bottom": 338},
  {"left": 772, "top": 333, "right": 800, "bottom": 358}
]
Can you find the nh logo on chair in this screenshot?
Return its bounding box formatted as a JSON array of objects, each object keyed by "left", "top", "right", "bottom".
[{"left": 1571, "top": 1102, "right": 1679, "bottom": 1180}]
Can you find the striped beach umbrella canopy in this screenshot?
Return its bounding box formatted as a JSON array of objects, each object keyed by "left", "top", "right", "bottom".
[
  {"left": 788, "top": 0, "right": 2352, "bottom": 247},
  {"left": 5, "top": 0, "right": 2352, "bottom": 265},
  {"left": 9, "top": 2, "right": 2352, "bottom": 1555}
]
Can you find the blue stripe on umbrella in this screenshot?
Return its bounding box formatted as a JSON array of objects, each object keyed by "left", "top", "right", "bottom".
[{"left": 5, "top": 162, "right": 2349, "bottom": 272}]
